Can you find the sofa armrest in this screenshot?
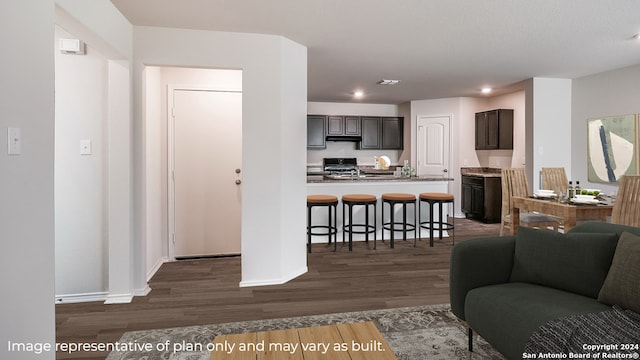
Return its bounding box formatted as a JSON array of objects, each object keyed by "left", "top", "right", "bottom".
[{"left": 449, "top": 235, "right": 516, "bottom": 321}]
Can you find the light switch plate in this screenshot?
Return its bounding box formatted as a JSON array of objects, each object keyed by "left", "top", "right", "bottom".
[
  {"left": 8, "top": 127, "right": 21, "bottom": 155},
  {"left": 80, "top": 139, "right": 92, "bottom": 155}
]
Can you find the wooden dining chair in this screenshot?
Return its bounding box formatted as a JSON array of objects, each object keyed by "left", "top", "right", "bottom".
[
  {"left": 611, "top": 175, "right": 640, "bottom": 227},
  {"left": 500, "top": 168, "right": 560, "bottom": 235},
  {"left": 541, "top": 167, "right": 568, "bottom": 196}
]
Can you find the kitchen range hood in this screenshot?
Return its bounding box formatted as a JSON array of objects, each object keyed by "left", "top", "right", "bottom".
[{"left": 325, "top": 135, "right": 362, "bottom": 142}]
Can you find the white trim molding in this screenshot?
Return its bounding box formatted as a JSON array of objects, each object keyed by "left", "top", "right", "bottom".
[
  {"left": 104, "top": 293, "right": 134, "bottom": 304},
  {"left": 147, "top": 256, "right": 169, "bottom": 282},
  {"left": 239, "top": 266, "right": 308, "bottom": 288},
  {"left": 55, "top": 292, "right": 108, "bottom": 304}
]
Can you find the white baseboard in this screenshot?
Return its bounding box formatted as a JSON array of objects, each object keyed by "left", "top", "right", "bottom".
[
  {"left": 55, "top": 288, "right": 149, "bottom": 305},
  {"left": 104, "top": 294, "right": 134, "bottom": 304},
  {"left": 147, "top": 256, "right": 169, "bottom": 281},
  {"left": 239, "top": 266, "right": 308, "bottom": 288},
  {"left": 135, "top": 285, "right": 151, "bottom": 297},
  {"left": 55, "top": 292, "right": 108, "bottom": 304}
]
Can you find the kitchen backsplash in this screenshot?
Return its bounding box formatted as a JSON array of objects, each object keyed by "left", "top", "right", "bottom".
[{"left": 306, "top": 141, "right": 400, "bottom": 165}]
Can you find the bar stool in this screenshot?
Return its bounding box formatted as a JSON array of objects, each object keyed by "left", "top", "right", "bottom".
[
  {"left": 342, "top": 194, "right": 377, "bottom": 251},
  {"left": 419, "top": 192, "right": 455, "bottom": 247},
  {"left": 306, "top": 195, "right": 339, "bottom": 253},
  {"left": 381, "top": 193, "right": 417, "bottom": 248}
]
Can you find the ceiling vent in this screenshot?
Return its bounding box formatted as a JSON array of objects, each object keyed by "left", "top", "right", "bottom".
[{"left": 377, "top": 79, "right": 400, "bottom": 85}]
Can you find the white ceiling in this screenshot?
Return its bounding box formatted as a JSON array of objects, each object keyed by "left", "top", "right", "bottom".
[{"left": 111, "top": 0, "right": 640, "bottom": 104}]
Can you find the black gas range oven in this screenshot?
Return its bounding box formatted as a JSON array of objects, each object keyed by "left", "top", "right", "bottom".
[{"left": 323, "top": 157, "right": 358, "bottom": 175}]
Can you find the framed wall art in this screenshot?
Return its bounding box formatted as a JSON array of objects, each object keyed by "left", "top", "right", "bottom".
[{"left": 587, "top": 114, "right": 637, "bottom": 183}]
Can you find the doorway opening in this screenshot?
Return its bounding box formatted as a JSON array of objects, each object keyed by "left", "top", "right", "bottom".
[{"left": 143, "top": 67, "right": 243, "bottom": 268}]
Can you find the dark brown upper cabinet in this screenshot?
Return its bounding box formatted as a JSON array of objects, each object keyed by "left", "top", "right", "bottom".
[
  {"left": 360, "top": 117, "right": 381, "bottom": 149},
  {"left": 307, "top": 115, "right": 326, "bottom": 149},
  {"left": 381, "top": 117, "right": 403, "bottom": 149},
  {"left": 475, "top": 109, "right": 513, "bottom": 150},
  {"left": 360, "top": 116, "right": 403, "bottom": 150},
  {"left": 327, "top": 116, "right": 360, "bottom": 136}
]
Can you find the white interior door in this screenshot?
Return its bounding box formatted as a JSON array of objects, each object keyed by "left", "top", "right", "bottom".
[
  {"left": 171, "top": 89, "right": 242, "bottom": 258},
  {"left": 417, "top": 115, "right": 451, "bottom": 176}
]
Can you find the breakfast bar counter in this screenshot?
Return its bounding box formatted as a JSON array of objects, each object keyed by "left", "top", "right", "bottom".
[
  {"left": 307, "top": 175, "right": 454, "bottom": 183},
  {"left": 307, "top": 177, "right": 454, "bottom": 245}
]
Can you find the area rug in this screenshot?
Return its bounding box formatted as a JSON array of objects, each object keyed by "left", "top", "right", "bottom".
[{"left": 106, "top": 304, "right": 505, "bottom": 359}]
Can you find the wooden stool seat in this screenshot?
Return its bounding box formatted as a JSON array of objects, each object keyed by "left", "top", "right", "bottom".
[
  {"left": 342, "top": 194, "right": 377, "bottom": 251},
  {"left": 419, "top": 192, "right": 454, "bottom": 201},
  {"left": 307, "top": 195, "right": 339, "bottom": 253},
  {"left": 419, "top": 192, "right": 455, "bottom": 247},
  {"left": 307, "top": 195, "right": 339, "bottom": 204},
  {"left": 381, "top": 193, "right": 417, "bottom": 248},
  {"left": 382, "top": 193, "right": 416, "bottom": 202},
  {"left": 342, "top": 194, "right": 377, "bottom": 203}
]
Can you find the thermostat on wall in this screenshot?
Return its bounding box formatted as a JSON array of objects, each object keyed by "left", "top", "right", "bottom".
[{"left": 59, "top": 38, "right": 85, "bottom": 55}]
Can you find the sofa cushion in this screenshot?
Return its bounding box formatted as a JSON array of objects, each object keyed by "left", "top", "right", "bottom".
[
  {"left": 598, "top": 231, "right": 640, "bottom": 313},
  {"left": 510, "top": 227, "right": 618, "bottom": 298},
  {"left": 465, "top": 282, "right": 611, "bottom": 360},
  {"left": 569, "top": 222, "right": 640, "bottom": 237}
]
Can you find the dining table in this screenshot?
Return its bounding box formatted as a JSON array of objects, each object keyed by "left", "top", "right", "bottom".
[{"left": 510, "top": 196, "right": 614, "bottom": 234}]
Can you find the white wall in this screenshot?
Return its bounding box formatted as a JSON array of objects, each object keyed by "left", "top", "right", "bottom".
[
  {"left": 133, "top": 27, "right": 308, "bottom": 287},
  {"left": 0, "top": 1, "right": 56, "bottom": 358},
  {"left": 526, "top": 78, "right": 572, "bottom": 190},
  {"left": 54, "top": 0, "right": 134, "bottom": 303},
  {"left": 54, "top": 26, "right": 108, "bottom": 299},
  {"left": 143, "top": 66, "right": 164, "bottom": 280},
  {"left": 572, "top": 63, "right": 640, "bottom": 195},
  {"left": 55, "top": 0, "right": 132, "bottom": 60},
  {"left": 278, "top": 39, "right": 309, "bottom": 279},
  {"left": 306, "top": 102, "right": 401, "bottom": 166},
  {"left": 458, "top": 97, "right": 486, "bottom": 169}
]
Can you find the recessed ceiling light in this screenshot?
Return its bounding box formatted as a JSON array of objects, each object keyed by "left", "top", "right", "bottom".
[
  {"left": 377, "top": 79, "right": 400, "bottom": 85},
  {"left": 481, "top": 87, "right": 492, "bottom": 94},
  {"left": 354, "top": 91, "right": 364, "bottom": 98}
]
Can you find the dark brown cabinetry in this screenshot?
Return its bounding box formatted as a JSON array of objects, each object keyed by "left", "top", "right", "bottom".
[
  {"left": 382, "top": 117, "right": 403, "bottom": 149},
  {"left": 475, "top": 109, "right": 513, "bottom": 150},
  {"left": 308, "top": 114, "right": 403, "bottom": 150},
  {"left": 461, "top": 175, "right": 501, "bottom": 223},
  {"left": 360, "top": 117, "right": 381, "bottom": 149},
  {"left": 327, "top": 115, "right": 360, "bottom": 136},
  {"left": 360, "top": 116, "right": 403, "bottom": 150},
  {"left": 307, "top": 115, "right": 326, "bottom": 149}
]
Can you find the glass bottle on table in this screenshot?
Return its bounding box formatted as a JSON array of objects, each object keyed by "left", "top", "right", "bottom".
[
  {"left": 575, "top": 181, "right": 582, "bottom": 195},
  {"left": 568, "top": 181, "right": 574, "bottom": 199}
]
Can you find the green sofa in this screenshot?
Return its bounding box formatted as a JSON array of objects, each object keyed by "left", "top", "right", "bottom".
[{"left": 450, "top": 222, "right": 640, "bottom": 360}]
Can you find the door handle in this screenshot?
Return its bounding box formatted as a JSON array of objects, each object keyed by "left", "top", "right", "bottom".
[
  {"left": 235, "top": 179, "right": 242, "bottom": 185},
  {"left": 443, "top": 169, "right": 448, "bottom": 173},
  {"left": 235, "top": 168, "right": 241, "bottom": 174}
]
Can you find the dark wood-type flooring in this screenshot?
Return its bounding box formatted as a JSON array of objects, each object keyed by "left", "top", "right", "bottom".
[{"left": 55, "top": 218, "right": 500, "bottom": 359}]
